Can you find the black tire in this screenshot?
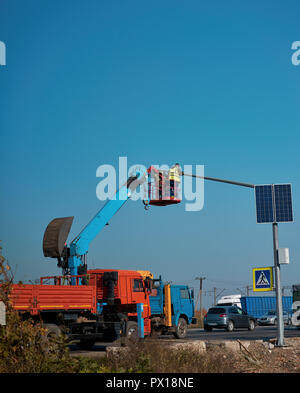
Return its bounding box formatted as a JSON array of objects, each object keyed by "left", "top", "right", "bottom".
[
  {"left": 226, "top": 320, "right": 234, "bottom": 332},
  {"left": 126, "top": 321, "right": 138, "bottom": 341},
  {"left": 43, "top": 323, "right": 62, "bottom": 338},
  {"left": 248, "top": 319, "right": 255, "bottom": 331},
  {"left": 173, "top": 318, "right": 188, "bottom": 339},
  {"left": 41, "top": 324, "right": 62, "bottom": 353},
  {"left": 77, "top": 339, "right": 96, "bottom": 350},
  {"left": 204, "top": 325, "right": 212, "bottom": 332}
]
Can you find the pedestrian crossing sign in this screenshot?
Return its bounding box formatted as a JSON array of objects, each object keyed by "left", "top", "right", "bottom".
[{"left": 252, "top": 267, "right": 273, "bottom": 292}]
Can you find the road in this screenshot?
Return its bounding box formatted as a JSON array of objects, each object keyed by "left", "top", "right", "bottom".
[
  {"left": 187, "top": 325, "right": 300, "bottom": 341},
  {"left": 69, "top": 325, "right": 300, "bottom": 357}
]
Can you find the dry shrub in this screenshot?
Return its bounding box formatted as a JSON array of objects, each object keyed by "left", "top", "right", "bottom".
[
  {"left": 0, "top": 254, "right": 75, "bottom": 373},
  {"left": 104, "top": 340, "right": 233, "bottom": 373}
]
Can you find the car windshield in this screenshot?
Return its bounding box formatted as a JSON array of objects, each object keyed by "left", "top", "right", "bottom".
[
  {"left": 266, "top": 311, "right": 276, "bottom": 316},
  {"left": 208, "top": 307, "right": 226, "bottom": 314}
]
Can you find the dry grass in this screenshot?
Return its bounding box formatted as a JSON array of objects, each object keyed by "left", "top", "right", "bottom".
[{"left": 103, "top": 340, "right": 233, "bottom": 373}]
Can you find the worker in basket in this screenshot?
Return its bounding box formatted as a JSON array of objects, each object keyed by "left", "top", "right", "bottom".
[{"left": 168, "top": 163, "right": 182, "bottom": 199}]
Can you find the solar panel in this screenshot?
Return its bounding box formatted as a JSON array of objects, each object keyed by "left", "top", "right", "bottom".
[
  {"left": 255, "top": 185, "right": 274, "bottom": 223},
  {"left": 255, "top": 184, "right": 293, "bottom": 224},
  {"left": 274, "top": 184, "right": 293, "bottom": 222}
]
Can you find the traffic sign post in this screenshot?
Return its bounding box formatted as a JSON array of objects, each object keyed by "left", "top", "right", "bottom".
[
  {"left": 254, "top": 184, "right": 293, "bottom": 347},
  {"left": 272, "top": 222, "right": 285, "bottom": 347},
  {"left": 182, "top": 173, "right": 293, "bottom": 347}
]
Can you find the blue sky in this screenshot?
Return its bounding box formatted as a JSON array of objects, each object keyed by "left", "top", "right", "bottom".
[{"left": 1, "top": 1, "right": 300, "bottom": 309}]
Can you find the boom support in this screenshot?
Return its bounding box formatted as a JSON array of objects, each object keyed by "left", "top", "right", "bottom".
[{"left": 43, "top": 170, "right": 147, "bottom": 283}]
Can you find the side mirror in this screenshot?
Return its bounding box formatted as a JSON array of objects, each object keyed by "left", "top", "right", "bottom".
[
  {"left": 145, "top": 278, "right": 153, "bottom": 292},
  {"left": 190, "top": 289, "right": 194, "bottom": 299}
]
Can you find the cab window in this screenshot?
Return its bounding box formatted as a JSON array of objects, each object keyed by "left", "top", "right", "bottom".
[
  {"left": 133, "top": 279, "right": 144, "bottom": 292},
  {"left": 180, "top": 288, "right": 189, "bottom": 299}
]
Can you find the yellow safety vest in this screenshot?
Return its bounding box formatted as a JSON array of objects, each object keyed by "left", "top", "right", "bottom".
[{"left": 169, "top": 167, "right": 181, "bottom": 182}]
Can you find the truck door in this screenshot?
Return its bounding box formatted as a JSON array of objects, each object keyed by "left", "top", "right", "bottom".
[
  {"left": 179, "top": 287, "right": 193, "bottom": 322},
  {"left": 131, "top": 278, "right": 145, "bottom": 305}
]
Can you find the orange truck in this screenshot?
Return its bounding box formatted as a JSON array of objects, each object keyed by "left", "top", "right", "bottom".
[{"left": 10, "top": 269, "right": 195, "bottom": 349}]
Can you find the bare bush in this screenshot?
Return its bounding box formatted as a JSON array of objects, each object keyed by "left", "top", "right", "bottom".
[
  {"left": 104, "top": 340, "right": 233, "bottom": 373},
  {"left": 0, "top": 254, "right": 74, "bottom": 372}
]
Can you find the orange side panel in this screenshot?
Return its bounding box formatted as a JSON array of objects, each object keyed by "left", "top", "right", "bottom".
[{"left": 11, "top": 284, "right": 97, "bottom": 315}]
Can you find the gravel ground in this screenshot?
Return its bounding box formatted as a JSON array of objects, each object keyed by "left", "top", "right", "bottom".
[{"left": 212, "top": 337, "right": 300, "bottom": 373}]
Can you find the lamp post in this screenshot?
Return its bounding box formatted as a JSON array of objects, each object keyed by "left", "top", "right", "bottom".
[{"left": 195, "top": 277, "right": 206, "bottom": 320}]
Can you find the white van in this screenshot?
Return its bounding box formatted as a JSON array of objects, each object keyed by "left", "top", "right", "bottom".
[{"left": 216, "top": 294, "right": 242, "bottom": 308}]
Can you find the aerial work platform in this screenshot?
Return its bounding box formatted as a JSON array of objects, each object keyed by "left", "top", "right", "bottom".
[{"left": 143, "top": 166, "right": 181, "bottom": 207}]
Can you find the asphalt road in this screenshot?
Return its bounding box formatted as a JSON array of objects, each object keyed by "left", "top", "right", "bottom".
[
  {"left": 187, "top": 325, "right": 300, "bottom": 341},
  {"left": 69, "top": 325, "right": 300, "bottom": 357}
]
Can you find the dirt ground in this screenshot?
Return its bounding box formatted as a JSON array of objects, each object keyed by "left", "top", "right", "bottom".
[
  {"left": 210, "top": 337, "right": 300, "bottom": 373},
  {"left": 72, "top": 337, "right": 300, "bottom": 373}
]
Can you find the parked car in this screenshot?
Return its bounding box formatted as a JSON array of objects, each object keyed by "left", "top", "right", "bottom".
[
  {"left": 257, "top": 310, "right": 291, "bottom": 326},
  {"left": 203, "top": 306, "right": 256, "bottom": 332}
]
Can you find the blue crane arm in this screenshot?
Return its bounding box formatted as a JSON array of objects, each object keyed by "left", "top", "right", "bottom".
[
  {"left": 67, "top": 170, "right": 147, "bottom": 279},
  {"left": 70, "top": 183, "right": 132, "bottom": 256}
]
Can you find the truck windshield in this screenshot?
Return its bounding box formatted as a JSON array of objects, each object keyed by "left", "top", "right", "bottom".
[
  {"left": 180, "top": 288, "right": 189, "bottom": 299},
  {"left": 133, "top": 279, "right": 144, "bottom": 292}
]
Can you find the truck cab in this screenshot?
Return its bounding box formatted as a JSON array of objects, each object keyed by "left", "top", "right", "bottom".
[
  {"left": 169, "top": 285, "right": 195, "bottom": 326},
  {"left": 149, "top": 278, "right": 195, "bottom": 338}
]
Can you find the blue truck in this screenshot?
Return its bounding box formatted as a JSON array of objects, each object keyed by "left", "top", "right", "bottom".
[
  {"left": 240, "top": 296, "right": 293, "bottom": 319},
  {"left": 149, "top": 276, "right": 196, "bottom": 338}
]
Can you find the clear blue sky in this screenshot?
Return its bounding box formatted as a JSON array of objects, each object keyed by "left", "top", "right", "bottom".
[{"left": 1, "top": 1, "right": 300, "bottom": 309}]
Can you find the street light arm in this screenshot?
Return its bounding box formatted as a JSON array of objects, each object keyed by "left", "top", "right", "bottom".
[{"left": 182, "top": 172, "right": 255, "bottom": 189}]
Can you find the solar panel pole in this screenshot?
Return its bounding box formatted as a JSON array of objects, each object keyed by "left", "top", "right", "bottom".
[
  {"left": 182, "top": 172, "right": 254, "bottom": 189},
  {"left": 272, "top": 222, "right": 285, "bottom": 347}
]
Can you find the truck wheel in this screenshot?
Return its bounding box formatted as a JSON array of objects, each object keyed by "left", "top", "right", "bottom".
[
  {"left": 173, "top": 318, "right": 187, "bottom": 339},
  {"left": 77, "top": 339, "right": 96, "bottom": 350},
  {"left": 43, "top": 324, "right": 62, "bottom": 338},
  {"left": 41, "top": 324, "right": 62, "bottom": 353},
  {"left": 226, "top": 320, "right": 234, "bottom": 332},
  {"left": 248, "top": 319, "right": 255, "bottom": 331},
  {"left": 126, "top": 321, "right": 138, "bottom": 340}
]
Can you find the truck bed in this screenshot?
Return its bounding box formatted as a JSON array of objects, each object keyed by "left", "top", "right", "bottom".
[{"left": 10, "top": 283, "right": 97, "bottom": 315}]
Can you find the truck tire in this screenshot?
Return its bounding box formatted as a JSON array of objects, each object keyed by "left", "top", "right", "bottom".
[
  {"left": 43, "top": 324, "right": 62, "bottom": 338},
  {"left": 126, "top": 321, "right": 138, "bottom": 341},
  {"left": 173, "top": 318, "right": 187, "bottom": 339},
  {"left": 41, "top": 324, "right": 62, "bottom": 353},
  {"left": 77, "top": 339, "right": 96, "bottom": 350},
  {"left": 226, "top": 320, "right": 234, "bottom": 332}
]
